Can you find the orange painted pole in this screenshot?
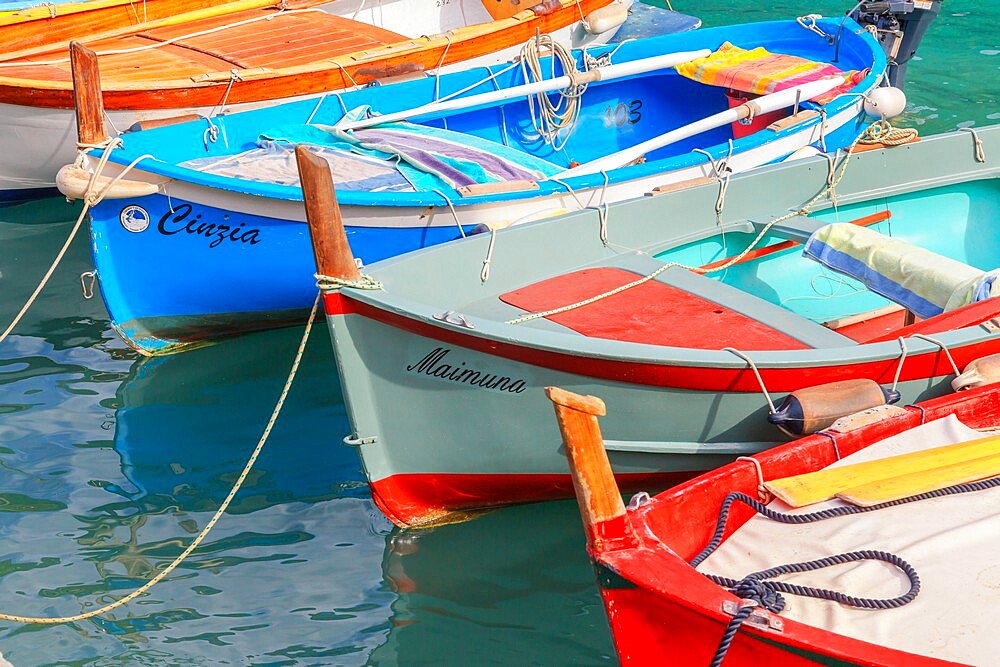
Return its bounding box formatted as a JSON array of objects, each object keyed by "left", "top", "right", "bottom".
[
  {"left": 69, "top": 41, "right": 107, "bottom": 146},
  {"left": 295, "top": 145, "right": 362, "bottom": 282},
  {"left": 545, "top": 386, "right": 639, "bottom": 553}
]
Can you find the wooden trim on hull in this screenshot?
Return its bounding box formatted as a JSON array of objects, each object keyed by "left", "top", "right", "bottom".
[
  {"left": 0, "top": 0, "right": 609, "bottom": 109},
  {"left": 368, "top": 470, "right": 693, "bottom": 528},
  {"left": 324, "top": 292, "right": 1000, "bottom": 393}
]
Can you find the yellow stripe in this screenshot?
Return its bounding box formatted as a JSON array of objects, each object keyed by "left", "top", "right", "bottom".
[
  {"left": 836, "top": 453, "right": 1000, "bottom": 506},
  {"left": 765, "top": 434, "right": 1000, "bottom": 507}
]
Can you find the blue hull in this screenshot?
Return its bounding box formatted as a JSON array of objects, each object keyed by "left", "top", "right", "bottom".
[
  {"left": 90, "top": 194, "right": 468, "bottom": 353},
  {"left": 84, "top": 18, "right": 886, "bottom": 354}
]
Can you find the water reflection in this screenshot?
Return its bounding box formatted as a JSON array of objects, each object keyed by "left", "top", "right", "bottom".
[
  {"left": 375, "top": 501, "right": 617, "bottom": 666},
  {"left": 0, "top": 312, "right": 395, "bottom": 664}
]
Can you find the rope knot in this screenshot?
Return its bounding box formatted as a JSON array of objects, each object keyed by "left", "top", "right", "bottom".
[
  {"left": 315, "top": 273, "right": 384, "bottom": 291},
  {"left": 732, "top": 576, "right": 785, "bottom": 613}
]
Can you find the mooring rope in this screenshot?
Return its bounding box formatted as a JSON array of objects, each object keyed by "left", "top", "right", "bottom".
[
  {"left": 505, "top": 120, "right": 913, "bottom": 326},
  {"left": 0, "top": 139, "right": 153, "bottom": 346},
  {"left": 0, "top": 294, "right": 320, "bottom": 624},
  {"left": 694, "top": 477, "right": 1000, "bottom": 665}
]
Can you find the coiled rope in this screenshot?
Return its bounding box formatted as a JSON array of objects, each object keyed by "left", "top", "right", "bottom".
[
  {"left": 505, "top": 120, "right": 915, "bottom": 326},
  {"left": 519, "top": 34, "right": 587, "bottom": 151},
  {"left": 0, "top": 294, "right": 320, "bottom": 624},
  {"left": 694, "top": 475, "right": 1000, "bottom": 665}
]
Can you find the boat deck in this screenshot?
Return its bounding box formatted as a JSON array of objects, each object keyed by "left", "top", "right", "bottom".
[{"left": 2, "top": 7, "right": 407, "bottom": 84}]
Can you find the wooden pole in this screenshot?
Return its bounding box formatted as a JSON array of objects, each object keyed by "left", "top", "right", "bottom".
[
  {"left": 69, "top": 41, "right": 106, "bottom": 146},
  {"left": 295, "top": 145, "right": 362, "bottom": 282},
  {"left": 545, "top": 386, "right": 639, "bottom": 553}
]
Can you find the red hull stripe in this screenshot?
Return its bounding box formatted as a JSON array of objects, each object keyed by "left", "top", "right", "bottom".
[
  {"left": 322, "top": 291, "right": 1000, "bottom": 392},
  {"left": 499, "top": 267, "right": 810, "bottom": 350},
  {"left": 368, "top": 470, "right": 695, "bottom": 528}
]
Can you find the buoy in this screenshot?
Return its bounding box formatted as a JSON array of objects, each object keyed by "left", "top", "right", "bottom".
[
  {"left": 584, "top": 1, "right": 629, "bottom": 34},
  {"left": 863, "top": 86, "right": 907, "bottom": 119},
  {"left": 767, "top": 378, "right": 901, "bottom": 436},
  {"left": 951, "top": 353, "right": 1000, "bottom": 391},
  {"left": 55, "top": 163, "right": 160, "bottom": 201},
  {"left": 782, "top": 145, "right": 822, "bottom": 162}
]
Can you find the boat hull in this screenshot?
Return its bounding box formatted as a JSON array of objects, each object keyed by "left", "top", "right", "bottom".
[
  {"left": 584, "top": 383, "right": 1000, "bottom": 667},
  {"left": 318, "top": 127, "right": 1000, "bottom": 527},
  {"left": 85, "top": 88, "right": 871, "bottom": 353},
  {"left": 325, "top": 292, "right": 1000, "bottom": 527},
  {"left": 0, "top": 0, "right": 630, "bottom": 198}
]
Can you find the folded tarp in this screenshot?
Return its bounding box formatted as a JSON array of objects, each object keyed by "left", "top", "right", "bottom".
[
  {"left": 802, "top": 222, "right": 1000, "bottom": 318},
  {"left": 675, "top": 42, "right": 867, "bottom": 104}
]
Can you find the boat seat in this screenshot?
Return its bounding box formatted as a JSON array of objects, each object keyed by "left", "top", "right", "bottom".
[
  {"left": 803, "top": 223, "right": 1000, "bottom": 319},
  {"left": 751, "top": 214, "right": 828, "bottom": 243},
  {"left": 499, "top": 255, "right": 856, "bottom": 350},
  {"left": 647, "top": 263, "right": 856, "bottom": 348}
]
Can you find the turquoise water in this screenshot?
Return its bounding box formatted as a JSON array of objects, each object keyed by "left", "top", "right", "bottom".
[{"left": 0, "top": 3, "right": 996, "bottom": 664}]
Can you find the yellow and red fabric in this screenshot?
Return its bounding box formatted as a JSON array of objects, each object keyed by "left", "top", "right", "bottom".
[{"left": 675, "top": 42, "right": 868, "bottom": 104}]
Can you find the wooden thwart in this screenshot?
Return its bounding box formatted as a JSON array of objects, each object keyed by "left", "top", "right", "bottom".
[{"left": 765, "top": 433, "right": 1000, "bottom": 507}]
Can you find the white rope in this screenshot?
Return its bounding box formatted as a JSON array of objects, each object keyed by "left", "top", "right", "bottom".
[
  {"left": 481, "top": 227, "right": 497, "bottom": 283},
  {"left": 431, "top": 189, "right": 466, "bottom": 238},
  {"left": 519, "top": 34, "right": 586, "bottom": 151},
  {"left": 960, "top": 127, "right": 986, "bottom": 163},
  {"left": 0, "top": 140, "right": 154, "bottom": 346}
]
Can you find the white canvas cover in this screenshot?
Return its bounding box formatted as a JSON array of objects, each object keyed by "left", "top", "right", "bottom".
[{"left": 699, "top": 415, "right": 1000, "bottom": 664}]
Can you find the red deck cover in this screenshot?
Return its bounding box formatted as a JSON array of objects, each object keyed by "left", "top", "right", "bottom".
[{"left": 500, "top": 267, "right": 810, "bottom": 350}]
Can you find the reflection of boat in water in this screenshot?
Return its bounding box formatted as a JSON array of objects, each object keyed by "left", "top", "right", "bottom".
[
  {"left": 101, "top": 326, "right": 397, "bottom": 664},
  {"left": 111, "top": 325, "right": 360, "bottom": 510},
  {"left": 0, "top": 324, "right": 398, "bottom": 664},
  {"left": 374, "top": 500, "right": 616, "bottom": 663}
]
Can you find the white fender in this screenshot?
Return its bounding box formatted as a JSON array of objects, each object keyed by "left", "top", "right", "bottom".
[
  {"left": 55, "top": 163, "right": 160, "bottom": 201},
  {"left": 584, "top": 1, "right": 629, "bottom": 34}
]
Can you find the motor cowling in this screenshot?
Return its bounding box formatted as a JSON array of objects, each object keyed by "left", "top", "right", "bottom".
[
  {"left": 768, "top": 378, "right": 901, "bottom": 436},
  {"left": 850, "top": 0, "right": 942, "bottom": 89}
]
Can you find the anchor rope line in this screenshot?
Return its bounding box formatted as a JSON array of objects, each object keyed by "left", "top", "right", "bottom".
[
  {"left": 0, "top": 139, "right": 154, "bottom": 346},
  {"left": 0, "top": 294, "right": 320, "bottom": 625},
  {"left": 505, "top": 121, "right": 910, "bottom": 325}
]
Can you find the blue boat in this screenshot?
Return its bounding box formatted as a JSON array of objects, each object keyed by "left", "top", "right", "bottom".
[{"left": 66, "top": 17, "right": 888, "bottom": 354}]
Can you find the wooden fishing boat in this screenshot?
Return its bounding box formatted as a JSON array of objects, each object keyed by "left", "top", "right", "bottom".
[
  {"left": 69, "top": 16, "right": 885, "bottom": 354},
  {"left": 548, "top": 378, "right": 1000, "bottom": 666},
  {"left": 0, "top": 0, "right": 635, "bottom": 200},
  {"left": 309, "top": 125, "right": 1000, "bottom": 527}
]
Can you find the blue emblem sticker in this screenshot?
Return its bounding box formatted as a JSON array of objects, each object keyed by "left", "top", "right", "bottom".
[{"left": 120, "top": 205, "right": 150, "bottom": 233}]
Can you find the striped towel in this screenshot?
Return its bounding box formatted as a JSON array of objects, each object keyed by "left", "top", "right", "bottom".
[
  {"left": 261, "top": 107, "right": 562, "bottom": 192},
  {"left": 802, "top": 223, "right": 1000, "bottom": 318},
  {"left": 675, "top": 42, "right": 867, "bottom": 104}
]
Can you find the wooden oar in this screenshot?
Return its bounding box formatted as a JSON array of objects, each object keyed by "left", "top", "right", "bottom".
[
  {"left": 698, "top": 209, "right": 891, "bottom": 272},
  {"left": 554, "top": 76, "right": 848, "bottom": 178},
  {"left": 837, "top": 452, "right": 1000, "bottom": 506},
  {"left": 765, "top": 433, "right": 1000, "bottom": 507},
  {"left": 336, "top": 49, "right": 712, "bottom": 131}
]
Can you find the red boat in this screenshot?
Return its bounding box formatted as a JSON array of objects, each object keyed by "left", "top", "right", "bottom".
[{"left": 548, "top": 373, "right": 1000, "bottom": 666}]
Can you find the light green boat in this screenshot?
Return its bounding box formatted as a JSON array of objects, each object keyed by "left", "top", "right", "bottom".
[{"left": 316, "top": 126, "right": 1000, "bottom": 527}]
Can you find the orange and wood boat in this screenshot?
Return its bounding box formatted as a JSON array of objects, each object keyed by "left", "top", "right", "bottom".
[{"left": 0, "top": 0, "right": 634, "bottom": 199}]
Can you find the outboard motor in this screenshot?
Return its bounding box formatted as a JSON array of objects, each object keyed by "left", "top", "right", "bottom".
[{"left": 850, "top": 0, "right": 942, "bottom": 89}]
